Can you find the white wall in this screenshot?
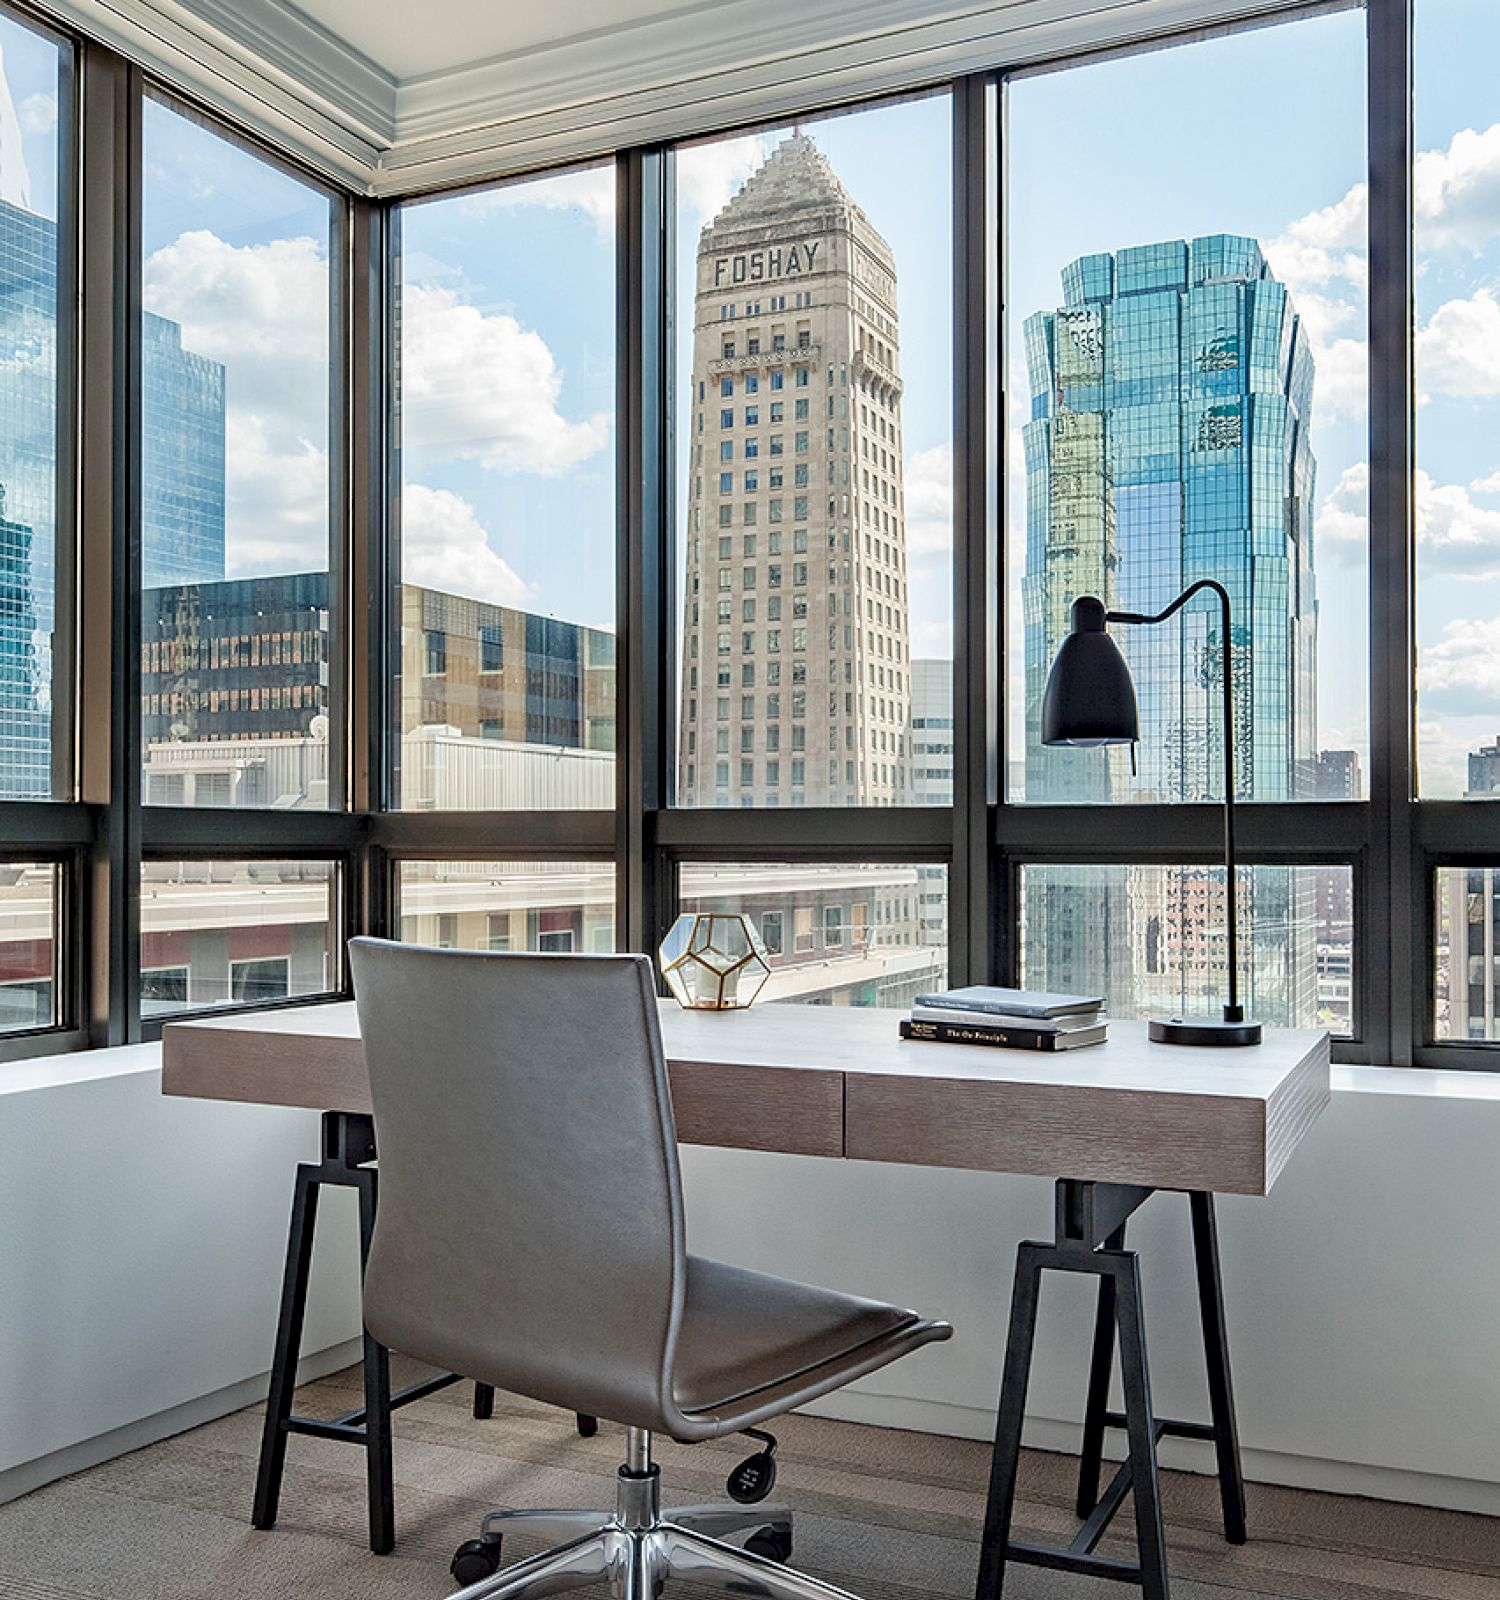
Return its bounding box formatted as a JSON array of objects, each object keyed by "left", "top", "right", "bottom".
[
  {"left": 0, "top": 1049, "right": 363, "bottom": 1502},
  {"left": 682, "top": 1066, "right": 1500, "bottom": 1516},
  {"left": 1, "top": 1051, "right": 1497, "bottom": 1518}
]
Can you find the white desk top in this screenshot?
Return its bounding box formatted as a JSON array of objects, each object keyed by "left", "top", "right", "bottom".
[{"left": 162, "top": 999, "right": 1329, "bottom": 1196}]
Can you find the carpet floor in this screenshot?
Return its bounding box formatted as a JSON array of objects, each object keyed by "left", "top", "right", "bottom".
[{"left": 0, "top": 1359, "right": 1495, "bottom": 1599}]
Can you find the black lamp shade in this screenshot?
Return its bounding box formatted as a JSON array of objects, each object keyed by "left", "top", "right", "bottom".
[{"left": 1041, "top": 595, "right": 1140, "bottom": 747}]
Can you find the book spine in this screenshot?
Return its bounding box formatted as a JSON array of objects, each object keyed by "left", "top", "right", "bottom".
[
  {"left": 900, "top": 1018, "right": 1056, "bottom": 1051},
  {"left": 912, "top": 994, "right": 1090, "bottom": 1021}
]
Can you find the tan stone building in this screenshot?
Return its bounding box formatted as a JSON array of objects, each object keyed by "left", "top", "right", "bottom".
[{"left": 677, "top": 134, "right": 911, "bottom": 807}]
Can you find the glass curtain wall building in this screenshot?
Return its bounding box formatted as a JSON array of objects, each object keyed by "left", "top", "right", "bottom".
[{"left": 1021, "top": 236, "right": 1321, "bottom": 1022}]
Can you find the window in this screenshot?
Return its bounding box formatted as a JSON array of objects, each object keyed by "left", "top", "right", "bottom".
[
  {"left": 1019, "top": 865, "right": 1352, "bottom": 1034},
  {"left": 140, "top": 96, "right": 337, "bottom": 810},
  {"left": 0, "top": 864, "right": 58, "bottom": 1033},
  {"left": 396, "top": 861, "right": 615, "bottom": 955},
  {"left": 397, "top": 163, "right": 616, "bottom": 811},
  {"left": 138, "top": 860, "right": 339, "bottom": 1016},
  {"left": 680, "top": 864, "right": 947, "bottom": 1006},
  {"left": 1005, "top": 13, "right": 1368, "bottom": 804},
  {"left": 674, "top": 97, "right": 951, "bottom": 809},
  {"left": 425, "top": 629, "right": 447, "bottom": 675},
  {"left": 0, "top": 14, "right": 68, "bottom": 801},
  {"left": 1414, "top": 1, "right": 1500, "bottom": 798}
]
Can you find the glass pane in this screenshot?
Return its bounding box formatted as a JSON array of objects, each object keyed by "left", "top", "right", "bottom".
[
  {"left": 0, "top": 862, "right": 56, "bottom": 1030},
  {"left": 396, "top": 861, "right": 615, "bottom": 952},
  {"left": 139, "top": 99, "right": 336, "bottom": 809},
  {"left": 678, "top": 863, "right": 946, "bottom": 1006},
  {"left": 0, "top": 16, "right": 69, "bottom": 798},
  {"left": 672, "top": 94, "right": 953, "bottom": 808},
  {"left": 139, "top": 859, "right": 338, "bottom": 1015},
  {"left": 1414, "top": 2, "right": 1500, "bottom": 796},
  {"left": 396, "top": 166, "right": 616, "bottom": 811},
  {"left": 1006, "top": 13, "right": 1368, "bottom": 804},
  {"left": 1433, "top": 867, "right": 1500, "bottom": 1041},
  {"left": 1019, "top": 864, "right": 1351, "bottom": 1032}
]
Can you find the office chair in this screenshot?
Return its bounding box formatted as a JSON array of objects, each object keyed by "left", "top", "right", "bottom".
[{"left": 348, "top": 939, "right": 951, "bottom": 1600}]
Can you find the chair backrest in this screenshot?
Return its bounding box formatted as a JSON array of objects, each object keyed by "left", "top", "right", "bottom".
[{"left": 348, "top": 938, "right": 688, "bottom": 1431}]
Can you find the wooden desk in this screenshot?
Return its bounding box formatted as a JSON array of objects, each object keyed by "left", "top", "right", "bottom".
[
  {"left": 163, "top": 999, "right": 1328, "bottom": 1196},
  {"left": 163, "top": 1000, "right": 1329, "bottom": 1600}
]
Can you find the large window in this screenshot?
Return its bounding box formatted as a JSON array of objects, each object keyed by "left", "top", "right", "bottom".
[
  {"left": 138, "top": 860, "right": 339, "bottom": 1017},
  {"left": 138, "top": 97, "right": 338, "bottom": 810},
  {"left": 671, "top": 95, "right": 952, "bottom": 809},
  {"left": 395, "top": 166, "right": 616, "bottom": 812},
  {"left": 1005, "top": 13, "right": 1369, "bottom": 806},
  {"left": 395, "top": 861, "right": 615, "bottom": 953},
  {"left": 0, "top": 12, "right": 69, "bottom": 801},
  {"left": 1413, "top": 0, "right": 1500, "bottom": 797},
  {"left": 0, "top": 863, "right": 57, "bottom": 1032},
  {"left": 1020, "top": 865, "right": 1353, "bottom": 1034},
  {"left": 678, "top": 864, "right": 946, "bottom": 1007}
]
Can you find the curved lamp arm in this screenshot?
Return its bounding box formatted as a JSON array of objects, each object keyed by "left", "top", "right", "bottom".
[{"left": 1109, "top": 579, "right": 1242, "bottom": 1022}]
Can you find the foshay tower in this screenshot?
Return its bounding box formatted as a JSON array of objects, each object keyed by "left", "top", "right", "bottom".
[{"left": 678, "top": 135, "right": 911, "bottom": 807}]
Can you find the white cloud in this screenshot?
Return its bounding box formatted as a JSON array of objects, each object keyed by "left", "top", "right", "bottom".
[
  {"left": 904, "top": 442, "right": 952, "bottom": 559},
  {"left": 223, "top": 414, "right": 327, "bottom": 577},
  {"left": 464, "top": 164, "right": 616, "bottom": 234},
  {"left": 1315, "top": 461, "right": 1369, "bottom": 562},
  {"left": 402, "top": 483, "right": 532, "bottom": 607},
  {"left": 1264, "top": 182, "right": 1367, "bottom": 296},
  {"left": 142, "top": 229, "right": 331, "bottom": 573},
  {"left": 1417, "top": 288, "right": 1500, "bottom": 399},
  {"left": 1418, "top": 616, "right": 1500, "bottom": 720},
  {"left": 18, "top": 92, "right": 54, "bottom": 136},
  {"left": 1415, "top": 121, "right": 1500, "bottom": 253},
  {"left": 1312, "top": 335, "right": 1369, "bottom": 423},
  {"left": 678, "top": 135, "right": 773, "bottom": 230},
  {"left": 401, "top": 283, "right": 610, "bottom": 475},
  {"left": 1316, "top": 462, "right": 1500, "bottom": 577}
]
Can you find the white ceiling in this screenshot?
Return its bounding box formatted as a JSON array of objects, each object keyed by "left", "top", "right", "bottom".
[{"left": 288, "top": 0, "right": 694, "bottom": 83}]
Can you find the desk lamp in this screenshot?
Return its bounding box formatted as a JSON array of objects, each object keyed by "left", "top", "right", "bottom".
[{"left": 1041, "top": 582, "right": 1261, "bottom": 1046}]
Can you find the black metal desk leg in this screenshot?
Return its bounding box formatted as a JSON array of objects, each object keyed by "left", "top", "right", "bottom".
[
  {"left": 1190, "top": 1192, "right": 1247, "bottom": 1544},
  {"left": 1076, "top": 1222, "right": 1125, "bottom": 1518},
  {"left": 356, "top": 1169, "right": 396, "bottom": 1554},
  {"left": 974, "top": 1242, "right": 1045, "bottom": 1600},
  {"left": 251, "top": 1165, "right": 320, "bottom": 1530},
  {"left": 1115, "top": 1252, "right": 1169, "bottom": 1600},
  {"left": 473, "top": 1384, "right": 495, "bottom": 1420}
]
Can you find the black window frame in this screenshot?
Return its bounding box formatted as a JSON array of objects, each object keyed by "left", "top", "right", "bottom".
[{"left": 0, "top": 0, "right": 1489, "bottom": 1073}]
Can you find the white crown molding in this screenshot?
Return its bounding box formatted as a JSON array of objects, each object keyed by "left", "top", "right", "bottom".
[
  {"left": 371, "top": 0, "right": 1317, "bottom": 195},
  {"left": 42, "top": 0, "right": 393, "bottom": 188},
  {"left": 42, "top": 0, "right": 1320, "bottom": 198}
]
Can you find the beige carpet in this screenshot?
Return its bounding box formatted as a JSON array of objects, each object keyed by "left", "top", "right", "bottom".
[{"left": 0, "top": 1359, "right": 1495, "bottom": 1599}]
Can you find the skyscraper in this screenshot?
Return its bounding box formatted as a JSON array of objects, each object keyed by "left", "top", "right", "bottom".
[
  {"left": 0, "top": 487, "right": 45, "bottom": 795},
  {"left": 1023, "top": 235, "right": 1318, "bottom": 804},
  {"left": 0, "top": 192, "right": 227, "bottom": 796},
  {"left": 677, "top": 134, "right": 912, "bottom": 808},
  {"left": 1020, "top": 236, "right": 1320, "bottom": 1023}
]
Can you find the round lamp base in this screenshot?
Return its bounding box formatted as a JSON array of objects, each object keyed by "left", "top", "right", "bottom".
[{"left": 1148, "top": 1016, "right": 1263, "bottom": 1048}]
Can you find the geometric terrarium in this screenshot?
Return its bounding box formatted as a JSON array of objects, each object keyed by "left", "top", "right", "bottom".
[{"left": 658, "top": 912, "right": 772, "bottom": 1010}]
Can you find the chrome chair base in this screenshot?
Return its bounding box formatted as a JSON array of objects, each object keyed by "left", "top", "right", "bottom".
[{"left": 448, "top": 1428, "right": 864, "bottom": 1600}]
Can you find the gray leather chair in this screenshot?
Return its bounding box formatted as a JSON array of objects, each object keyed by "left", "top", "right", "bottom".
[{"left": 348, "top": 938, "right": 951, "bottom": 1600}]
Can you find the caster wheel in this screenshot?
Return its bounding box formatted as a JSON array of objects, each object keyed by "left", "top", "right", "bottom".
[
  {"left": 727, "top": 1449, "right": 777, "bottom": 1504},
  {"left": 745, "top": 1525, "right": 793, "bottom": 1563},
  {"left": 451, "top": 1536, "right": 502, "bottom": 1586},
  {"left": 576, "top": 1413, "right": 599, "bottom": 1438}
]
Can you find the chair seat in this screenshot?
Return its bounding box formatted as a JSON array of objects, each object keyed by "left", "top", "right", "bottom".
[{"left": 670, "top": 1256, "right": 947, "bottom": 1437}]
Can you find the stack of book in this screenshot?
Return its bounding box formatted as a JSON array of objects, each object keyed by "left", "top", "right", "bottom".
[{"left": 899, "top": 986, "right": 1107, "bottom": 1051}]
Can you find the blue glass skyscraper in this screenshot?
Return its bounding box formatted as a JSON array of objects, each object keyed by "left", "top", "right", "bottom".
[
  {"left": 1023, "top": 234, "right": 1317, "bottom": 804},
  {"left": 0, "top": 196, "right": 225, "bottom": 796},
  {"left": 1021, "top": 236, "right": 1320, "bottom": 1024}
]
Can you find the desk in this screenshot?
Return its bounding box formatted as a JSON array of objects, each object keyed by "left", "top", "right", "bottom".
[{"left": 163, "top": 1000, "right": 1329, "bottom": 1600}]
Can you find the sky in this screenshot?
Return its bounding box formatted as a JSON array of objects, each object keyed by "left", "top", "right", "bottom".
[{"left": 4, "top": 0, "right": 1494, "bottom": 798}]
